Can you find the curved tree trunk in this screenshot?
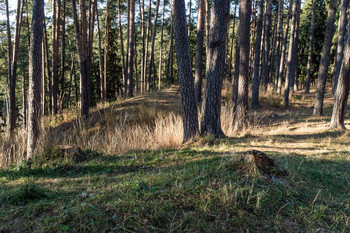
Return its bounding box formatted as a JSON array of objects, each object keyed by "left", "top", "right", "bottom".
[
  {"left": 313, "top": 0, "right": 338, "bottom": 116},
  {"left": 234, "top": 0, "right": 251, "bottom": 131},
  {"left": 304, "top": 0, "right": 317, "bottom": 94},
  {"left": 27, "top": 0, "right": 44, "bottom": 159},
  {"left": 333, "top": 0, "right": 348, "bottom": 93},
  {"left": 251, "top": 0, "right": 264, "bottom": 109},
  {"left": 194, "top": 0, "right": 205, "bottom": 102},
  {"left": 171, "top": 0, "right": 199, "bottom": 142}
]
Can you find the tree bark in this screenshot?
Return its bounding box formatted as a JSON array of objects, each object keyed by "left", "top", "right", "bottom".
[
  {"left": 251, "top": 0, "right": 264, "bottom": 109},
  {"left": 330, "top": 31, "right": 350, "bottom": 129},
  {"left": 313, "top": 0, "right": 338, "bottom": 116},
  {"left": 60, "top": 0, "right": 66, "bottom": 112},
  {"left": 43, "top": 18, "right": 52, "bottom": 114},
  {"left": 27, "top": 0, "right": 44, "bottom": 159},
  {"left": 201, "top": 0, "right": 229, "bottom": 136},
  {"left": 194, "top": 0, "right": 205, "bottom": 102},
  {"left": 304, "top": 0, "right": 317, "bottom": 94},
  {"left": 171, "top": 0, "right": 199, "bottom": 142},
  {"left": 234, "top": 0, "right": 251, "bottom": 130},
  {"left": 333, "top": 0, "right": 348, "bottom": 93},
  {"left": 127, "top": 0, "right": 136, "bottom": 97},
  {"left": 139, "top": 0, "right": 145, "bottom": 93}
]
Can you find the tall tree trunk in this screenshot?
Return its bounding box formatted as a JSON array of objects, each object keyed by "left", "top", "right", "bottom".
[
  {"left": 232, "top": 20, "right": 240, "bottom": 115},
  {"left": 5, "top": 0, "right": 13, "bottom": 133},
  {"left": 96, "top": 2, "right": 105, "bottom": 101},
  {"left": 67, "top": 55, "right": 74, "bottom": 108},
  {"left": 147, "top": 0, "right": 160, "bottom": 92},
  {"left": 27, "top": 0, "right": 44, "bottom": 158},
  {"left": 313, "top": 0, "right": 338, "bottom": 115},
  {"left": 277, "top": 0, "right": 293, "bottom": 95},
  {"left": 127, "top": 0, "right": 136, "bottom": 97},
  {"left": 234, "top": 0, "right": 251, "bottom": 130},
  {"left": 304, "top": 0, "right": 317, "bottom": 94},
  {"left": 292, "top": 5, "right": 301, "bottom": 92},
  {"left": 60, "top": 0, "right": 66, "bottom": 111},
  {"left": 251, "top": 0, "right": 264, "bottom": 109},
  {"left": 333, "top": 0, "right": 348, "bottom": 93},
  {"left": 52, "top": 0, "right": 61, "bottom": 115},
  {"left": 72, "top": 0, "right": 90, "bottom": 118},
  {"left": 201, "top": 0, "right": 229, "bottom": 136},
  {"left": 261, "top": 0, "right": 273, "bottom": 88},
  {"left": 42, "top": 37, "right": 46, "bottom": 115},
  {"left": 228, "top": 4, "right": 237, "bottom": 80},
  {"left": 268, "top": 14, "right": 278, "bottom": 84},
  {"left": 165, "top": 21, "right": 174, "bottom": 85},
  {"left": 144, "top": 0, "right": 152, "bottom": 92},
  {"left": 205, "top": 0, "right": 210, "bottom": 55},
  {"left": 118, "top": 0, "right": 126, "bottom": 97},
  {"left": 283, "top": 0, "right": 300, "bottom": 105},
  {"left": 104, "top": 0, "right": 110, "bottom": 100},
  {"left": 158, "top": 2, "right": 166, "bottom": 90},
  {"left": 171, "top": 0, "right": 199, "bottom": 142},
  {"left": 6, "top": 0, "right": 23, "bottom": 133},
  {"left": 330, "top": 30, "right": 350, "bottom": 129},
  {"left": 194, "top": 0, "right": 205, "bottom": 102},
  {"left": 43, "top": 18, "right": 52, "bottom": 114},
  {"left": 188, "top": 0, "right": 192, "bottom": 37},
  {"left": 274, "top": 0, "right": 284, "bottom": 91},
  {"left": 139, "top": 0, "right": 145, "bottom": 93}
]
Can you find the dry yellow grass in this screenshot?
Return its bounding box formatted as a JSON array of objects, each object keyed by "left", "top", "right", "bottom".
[{"left": 0, "top": 85, "right": 349, "bottom": 167}]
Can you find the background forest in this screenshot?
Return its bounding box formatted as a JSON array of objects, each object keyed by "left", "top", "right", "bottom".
[{"left": 0, "top": 0, "right": 350, "bottom": 232}]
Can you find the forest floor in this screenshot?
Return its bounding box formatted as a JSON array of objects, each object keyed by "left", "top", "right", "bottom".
[{"left": 1, "top": 85, "right": 350, "bottom": 232}]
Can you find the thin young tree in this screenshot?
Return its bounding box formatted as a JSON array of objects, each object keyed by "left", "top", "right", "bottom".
[
  {"left": 171, "top": 0, "right": 199, "bottom": 142},
  {"left": 261, "top": 0, "right": 273, "bottom": 88},
  {"left": 52, "top": 0, "right": 61, "bottom": 115},
  {"left": 5, "top": 0, "right": 23, "bottom": 133},
  {"left": 194, "top": 0, "right": 205, "bottom": 102},
  {"left": 96, "top": 2, "right": 105, "bottom": 101},
  {"left": 158, "top": 1, "right": 166, "bottom": 90},
  {"left": 277, "top": 0, "right": 293, "bottom": 94},
  {"left": 283, "top": 0, "right": 300, "bottom": 105},
  {"left": 27, "top": 0, "right": 44, "bottom": 158},
  {"left": 304, "top": 0, "right": 317, "bottom": 94},
  {"left": 127, "top": 0, "right": 136, "bottom": 97},
  {"left": 273, "top": 0, "right": 284, "bottom": 91},
  {"left": 330, "top": 29, "right": 350, "bottom": 129},
  {"left": 313, "top": 0, "right": 338, "bottom": 115},
  {"left": 333, "top": 0, "right": 348, "bottom": 93},
  {"left": 104, "top": 0, "right": 110, "bottom": 99},
  {"left": 201, "top": 0, "right": 229, "bottom": 136},
  {"left": 234, "top": 0, "right": 251, "bottom": 130},
  {"left": 71, "top": 0, "right": 90, "bottom": 118},
  {"left": 147, "top": 0, "right": 160, "bottom": 92},
  {"left": 251, "top": 0, "right": 264, "bottom": 109}
]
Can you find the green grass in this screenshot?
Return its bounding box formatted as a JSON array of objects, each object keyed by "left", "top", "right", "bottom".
[{"left": 1, "top": 141, "right": 349, "bottom": 232}]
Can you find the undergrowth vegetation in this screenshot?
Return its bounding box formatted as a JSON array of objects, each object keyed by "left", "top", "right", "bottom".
[{"left": 1, "top": 87, "right": 350, "bottom": 232}]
